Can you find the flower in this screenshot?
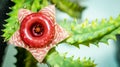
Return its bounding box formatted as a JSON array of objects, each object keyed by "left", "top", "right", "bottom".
[{"left": 8, "top": 5, "right": 69, "bottom": 62}]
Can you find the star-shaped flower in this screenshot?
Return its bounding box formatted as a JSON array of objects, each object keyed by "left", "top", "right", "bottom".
[{"left": 8, "top": 5, "right": 69, "bottom": 62}]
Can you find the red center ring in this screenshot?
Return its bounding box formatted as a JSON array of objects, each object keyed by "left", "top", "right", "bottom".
[{"left": 20, "top": 13, "right": 55, "bottom": 48}]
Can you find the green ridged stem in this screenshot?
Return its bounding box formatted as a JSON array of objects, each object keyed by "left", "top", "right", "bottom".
[{"left": 59, "top": 16, "right": 120, "bottom": 47}]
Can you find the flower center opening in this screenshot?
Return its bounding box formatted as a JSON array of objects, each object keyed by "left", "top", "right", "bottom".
[{"left": 31, "top": 23, "right": 44, "bottom": 36}]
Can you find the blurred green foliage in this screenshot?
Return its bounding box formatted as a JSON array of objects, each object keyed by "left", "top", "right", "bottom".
[{"left": 50, "top": 0, "right": 85, "bottom": 18}]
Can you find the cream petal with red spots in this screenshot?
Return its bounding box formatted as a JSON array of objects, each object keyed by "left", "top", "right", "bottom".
[{"left": 18, "top": 9, "right": 32, "bottom": 23}]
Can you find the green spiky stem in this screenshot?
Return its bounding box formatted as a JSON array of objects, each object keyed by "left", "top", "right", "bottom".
[
  {"left": 59, "top": 16, "right": 120, "bottom": 47},
  {"left": 45, "top": 48, "right": 96, "bottom": 67}
]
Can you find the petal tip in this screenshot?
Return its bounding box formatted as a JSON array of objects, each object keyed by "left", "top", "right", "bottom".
[{"left": 18, "top": 9, "right": 32, "bottom": 23}]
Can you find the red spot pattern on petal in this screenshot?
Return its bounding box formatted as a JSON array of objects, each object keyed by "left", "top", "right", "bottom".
[{"left": 18, "top": 9, "right": 32, "bottom": 23}]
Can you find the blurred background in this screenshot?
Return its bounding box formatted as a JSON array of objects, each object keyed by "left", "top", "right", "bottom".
[{"left": 0, "top": 0, "right": 120, "bottom": 67}]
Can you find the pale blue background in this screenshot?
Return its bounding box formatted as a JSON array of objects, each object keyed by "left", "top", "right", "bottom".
[{"left": 2, "top": 0, "right": 120, "bottom": 67}]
